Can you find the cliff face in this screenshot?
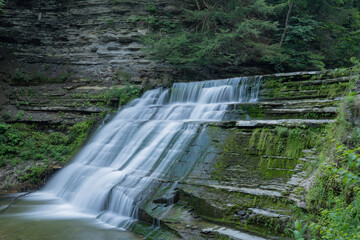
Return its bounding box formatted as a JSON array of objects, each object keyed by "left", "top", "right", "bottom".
[
  {"left": 0, "top": 0, "right": 182, "bottom": 85},
  {"left": 1, "top": 1, "right": 360, "bottom": 239},
  {"left": 133, "top": 70, "right": 358, "bottom": 239},
  {"left": 0, "top": 0, "right": 186, "bottom": 191}
]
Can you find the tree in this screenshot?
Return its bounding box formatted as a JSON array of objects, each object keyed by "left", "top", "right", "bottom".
[
  {"left": 0, "top": 0, "right": 5, "bottom": 11},
  {"left": 266, "top": 0, "right": 360, "bottom": 71},
  {"left": 144, "top": 0, "right": 279, "bottom": 76},
  {"left": 139, "top": 0, "right": 359, "bottom": 74},
  {"left": 279, "top": 0, "right": 295, "bottom": 47}
]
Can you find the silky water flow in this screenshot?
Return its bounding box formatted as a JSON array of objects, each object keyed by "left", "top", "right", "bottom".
[{"left": 0, "top": 77, "right": 262, "bottom": 236}]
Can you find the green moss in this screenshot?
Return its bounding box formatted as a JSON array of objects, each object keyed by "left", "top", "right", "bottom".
[
  {"left": 129, "top": 221, "right": 180, "bottom": 240},
  {"left": 212, "top": 129, "right": 245, "bottom": 180},
  {"left": 237, "top": 105, "right": 265, "bottom": 119},
  {"left": 113, "top": 70, "right": 131, "bottom": 82},
  {"left": 8, "top": 70, "right": 71, "bottom": 86},
  {"left": 261, "top": 71, "right": 356, "bottom": 100},
  {"left": 250, "top": 127, "right": 321, "bottom": 159}
]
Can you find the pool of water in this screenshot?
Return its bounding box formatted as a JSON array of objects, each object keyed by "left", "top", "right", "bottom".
[{"left": 0, "top": 192, "right": 143, "bottom": 240}]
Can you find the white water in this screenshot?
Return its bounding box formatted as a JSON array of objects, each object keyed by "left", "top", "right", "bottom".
[{"left": 32, "top": 77, "right": 261, "bottom": 229}]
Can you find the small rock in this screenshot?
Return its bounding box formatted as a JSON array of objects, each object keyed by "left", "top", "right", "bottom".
[
  {"left": 298, "top": 201, "right": 307, "bottom": 209},
  {"left": 201, "top": 228, "right": 214, "bottom": 235},
  {"left": 302, "top": 149, "right": 313, "bottom": 153},
  {"left": 236, "top": 211, "right": 247, "bottom": 217},
  {"left": 280, "top": 216, "right": 289, "bottom": 223},
  {"left": 90, "top": 46, "right": 98, "bottom": 52},
  {"left": 107, "top": 45, "right": 120, "bottom": 51}
]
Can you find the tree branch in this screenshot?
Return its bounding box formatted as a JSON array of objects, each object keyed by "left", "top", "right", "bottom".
[
  {"left": 202, "top": 0, "right": 210, "bottom": 9},
  {"left": 195, "top": 0, "right": 201, "bottom": 11},
  {"left": 279, "top": 0, "right": 295, "bottom": 47},
  {"left": 0, "top": 191, "right": 33, "bottom": 214}
]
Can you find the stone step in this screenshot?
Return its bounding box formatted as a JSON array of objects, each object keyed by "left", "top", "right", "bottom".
[
  {"left": 262, "top": 70, "right": 356, "bottom": 82},
  {"left": 17, "top": 106, "right": 109, "bottom": 113},
  {"left": 212, "top": 119, "right": 335, "bottom": 128},
  {"left": 201, "top": 226, "right": 269, "bottom": 240},
  {"left": 283, "top": 75, "right": 355, "bottom": 86},
  {"left": 265, "top": 107, "right": 337, "bottom": 114},
  {"left": 4, "top": 111, "right": 91, "bottom": 125}
]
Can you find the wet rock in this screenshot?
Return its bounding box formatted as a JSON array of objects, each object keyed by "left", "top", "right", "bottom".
[{"left": 236, "top": 210, "right": 248, "bottom": 218}]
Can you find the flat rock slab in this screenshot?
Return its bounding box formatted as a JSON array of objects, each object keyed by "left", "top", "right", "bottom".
[
  {"left": 234, "top": 119, "right": 335, "bottom": 127},
  {"left": 208, "top": 184, "right": 283, "bottom": 197},
  {"left": 201, "top": 226, "right": 268, "bottom": 240}
]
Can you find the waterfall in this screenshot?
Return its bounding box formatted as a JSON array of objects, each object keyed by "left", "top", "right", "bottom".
[{"left": 42, "top": 76, "right": 262, "bottom": 229}]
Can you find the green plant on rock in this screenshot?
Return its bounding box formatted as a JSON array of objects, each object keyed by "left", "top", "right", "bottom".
[
  {"left": 0, "top": 0, "right": 4, "bottom": 11},
  {"left": 103, "top": 84, "right": 141, "bottom": 106},
  {"left": 107, "top": 18, "right": 115, "bottom": 28},
  {"left": 0, "top": 121, "right": 97, "bottom": 187},
  {"left": 13, "top": 70, "right": 32, "bottom": 84},
  {"left": 131, "top": 2, "right": 177, "bottom": 33},
  {"left": 291, "top": 220, "right": 307, "bottom": 240},
  {"left": 293, "top": 89, "right": 360, "bottom": 240},
  {"left": 114, "top": 70, "right": 131, "bottom": 82},
  {"left": 17, "top": 165, "right": 50, "bottom": 184}
]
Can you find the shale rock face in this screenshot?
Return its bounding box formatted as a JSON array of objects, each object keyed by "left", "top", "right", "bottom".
[
  {"left": 0, "top": 0, "right": 180, "bottom": 85},
  {"left": 134, "top": 71, "right": 359, "bottom": 239}
]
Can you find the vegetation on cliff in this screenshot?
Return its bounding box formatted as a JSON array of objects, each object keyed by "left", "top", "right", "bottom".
[
  {"left": 0, "top": 0, "right": 4, "bottom": 11},
  {"left": 0, "top": 121, "right": 94, "bottom": 189},
  {"left": 302, "top": 98, "right": 360, "bottom": 239},
  {"left": 0, "top": 82, "right": 141, "bottom": 190},
  {"left": 292, "top": 66, "right": 360, "bottom": 240},
  {"left": 141, "top": 0, "right": 360, "bottom": 76}
]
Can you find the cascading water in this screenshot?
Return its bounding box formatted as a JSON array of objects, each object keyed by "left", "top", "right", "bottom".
[{"left": 36, "top": 76, "right": 261, "bottom": 229}]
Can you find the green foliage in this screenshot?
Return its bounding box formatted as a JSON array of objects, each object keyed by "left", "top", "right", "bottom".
[
  {"left": 0, "top": 0, "right": 5, "bottom": 12},
  {"left": 17, "top": 165, "right": 51, "bottom": 184},
  {"left": 143, "top": 0, "right": 279, "bottom": 74},
  {"left": 67, "top": 120, "right": 95, "bottom": 151},
  {"left": 294, "top": 90, "right": 360, "bottom": 239},
  {"left": 107, "top": 18, "right": 115, "bottom": 28},
  {"left": 291, "top": 220, "right": 307, "bottom": 240},
  {"left": 114, "top": 70, "right": 131, "bottom": 82},
  {"left": 141, "top": 0, "right": 359, "bottom": 74},
  {"left": 131, "top": 3, "right": 177, "bottom": 32},
  {"left": 0, "top": 121, "right": 95, "bottom": 185},
  {"left": 103, "top": 84, "right": 141, "bottom": 106},
  {"left": 9, "top": 70, "right": 69, "bottom": 85},
  {"left": 269, "top": 0, "right": 360, "bottom": 71}
]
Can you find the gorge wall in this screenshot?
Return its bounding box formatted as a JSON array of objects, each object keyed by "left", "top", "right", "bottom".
[
  {"left": 1, "top": 1, "right": 360, "bottom": 239},
  {"left": 0, "top": 0, "right": 189, "bottom": 191},
  {"left": 0, "top": 0, "right": 185, "bottom": 85},
  {"left": 131, "top": 70, "right": 358, "bottom": 239}
]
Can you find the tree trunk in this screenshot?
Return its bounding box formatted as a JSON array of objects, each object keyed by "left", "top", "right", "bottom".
[
  {"left": 279, "top": 0, "right": 295, "bottom": 47},
  {"left": 195, "top": 0, "right": 201, "bottom": 10}
]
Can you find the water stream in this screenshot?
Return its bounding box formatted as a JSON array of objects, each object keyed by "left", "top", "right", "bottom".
[{"left": 0, "top": 77, "right": 261, "bottom": 238}]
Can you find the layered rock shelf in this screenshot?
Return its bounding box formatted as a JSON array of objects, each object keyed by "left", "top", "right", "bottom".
[
  {"left": 132, "top": 70, "right": 358, "bottom": 239},
  {"left": 0, "top": 0, "right": 179, "bottom": 84}
]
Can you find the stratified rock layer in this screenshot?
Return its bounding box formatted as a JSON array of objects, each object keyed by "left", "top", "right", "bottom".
[
  {"left": 134, "top": 71, "right": 358, "bottom": 239},
  {"left": 0, "top": 0, "right": 180, "bottom": 84}
]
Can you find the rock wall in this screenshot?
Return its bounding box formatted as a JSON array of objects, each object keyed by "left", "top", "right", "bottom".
[
  {"left": 0, "top": 0, "right": 183, "bottom": 86},
  {"left": 1, "top": 2, "right": 360, "bottom": 238},
  {"left": 133, "top": 71, "right": 359, "bottom": 239}
]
